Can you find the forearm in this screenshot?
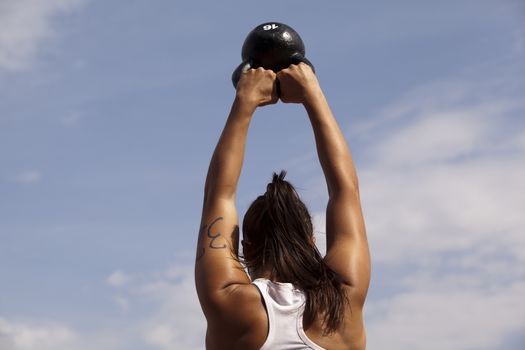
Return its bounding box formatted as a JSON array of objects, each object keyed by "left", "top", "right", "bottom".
[
  {"left": 204, "top": 97, "right": 255, "bottom": 202},
  {"left": 304, "top": 90, "right": 359, "bottom": 197}
]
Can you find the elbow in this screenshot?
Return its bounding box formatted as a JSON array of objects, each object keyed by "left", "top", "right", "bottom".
[
  {"left": 203, "top": 184, "right": 236, "bottom": 205},
  {"left": 328, "top": 176, "right": 360, "bottom": 198}
]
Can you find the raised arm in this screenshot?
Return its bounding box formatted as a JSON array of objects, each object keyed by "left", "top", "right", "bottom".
[
  {"left": 195, "top": 68, "right": 278, "bottom": 314},
  {"left": 277, "top": 64, "right": 371, "bottom": 304}
]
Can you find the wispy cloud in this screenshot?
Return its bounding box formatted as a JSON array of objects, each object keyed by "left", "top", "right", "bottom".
[
  {"left": 0, "top": 0, "right": 85, "bottom": 72},
  {"left": 0, "top": 318, "right": 124, "bottom": 350},
  {"left": 1, "top": 262, "right": 204, "bottom": 350},
  {"left": 367, "top": 101, "right": 521, "bottom": 167},
  {"left": 105, "top": 262, "right": 206, "bottom": 350},
  {"left": 367, "top": 280, "right": 525, "bottom": 350},
  {"left": 136, "top": 263, "right": 205, "bottom": 350},
  {"left": 0, "top": 318, "right": 76, "bottom": 350},
  {"left": 360, "top": 86, "right": 525, "bottom": 265},
  {"left": 106, "top": 270, "right": 132, "bottom": 288},
  {"left": 13, "top": 171, "right": 42, "bottom": 184}
]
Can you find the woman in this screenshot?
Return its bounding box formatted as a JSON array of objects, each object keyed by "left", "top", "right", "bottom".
[{"left": 195, "top": 63, "right": 370, "bottom": 349}]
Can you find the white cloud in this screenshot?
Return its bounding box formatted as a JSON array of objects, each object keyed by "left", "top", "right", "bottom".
[
  {"left": 0, "top": 317, "right": 131, "bottom": 350},
  {"left": 137, "top": 264, "right": 206, "bottom": 350},
  {"left": 13, "top": 171, "right": 41, "bottom": 184},
  {"left": 0, "top": 0, "right": 85, "bottom": 72},
  {"left": 367, "top": 280, "right": 525, "bottom": 350},
  {"left": 106, "top": 270, "right": 132, "bottom": 287},
  {"left": 0, "top": 318, "right": 76, "bottom": 350},
  {"left": 2, "top": 264, "right": 206, "bottom": 350},
  {"left": 361, "top": 96, "right": 525, "bottom": 264},
  {"left": 368, "top": 101, "right": 520, "bottom": 167},
  {"left": 104, "top": 262, "right": 206, "bottom": 350}
]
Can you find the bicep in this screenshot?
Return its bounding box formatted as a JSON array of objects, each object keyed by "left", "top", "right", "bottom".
[
  {"left": 195, "top": 197, "right": 251, "bottom": 313},
  {"left": 324, "top": 191, "right": 371, "bottom": 303}
]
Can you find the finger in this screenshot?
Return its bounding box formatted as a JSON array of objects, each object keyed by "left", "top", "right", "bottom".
[{"left": 276, "top": 67, "right": 290, "bottom": 77}]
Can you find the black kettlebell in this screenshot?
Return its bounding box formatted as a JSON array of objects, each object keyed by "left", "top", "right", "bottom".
[{"left": 232, "top": 22, "right": 315, "bottom": 91}]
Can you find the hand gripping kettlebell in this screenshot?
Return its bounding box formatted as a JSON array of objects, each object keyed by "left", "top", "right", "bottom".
[{"left": 232, "top": 22, "right": 315, "bottom": 90}]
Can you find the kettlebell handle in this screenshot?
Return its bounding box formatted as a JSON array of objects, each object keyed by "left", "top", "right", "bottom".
[
  {"left": 289, "top": 53, "right": 315, "bottom": 73},
  {"left": 231, "top": 55, "right": 315, "bottom": 94},
  {"left": 231, "top": 61, "right": 252, "bottom": 88}
]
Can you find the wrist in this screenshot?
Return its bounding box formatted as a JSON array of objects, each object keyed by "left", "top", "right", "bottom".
[
  {"left": 232, "top": 95, "right": 258, "bottom": 117},
  {"left": 234, "top": 94, "right": 258, "bottom": 113},
  {"left": 303, "top": 87, "right": 326, "bottom": 111}
]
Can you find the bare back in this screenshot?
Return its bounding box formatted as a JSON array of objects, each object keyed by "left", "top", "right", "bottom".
[{"left": 204, "top": 282, "right": 366, "bottom": 350}]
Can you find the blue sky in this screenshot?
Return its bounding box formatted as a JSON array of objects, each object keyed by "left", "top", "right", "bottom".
[{"left": 1, "top": 1, "right": 524, "bottom": 349}]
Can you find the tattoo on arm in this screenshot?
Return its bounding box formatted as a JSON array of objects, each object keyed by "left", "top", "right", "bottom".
[
  {"left": 196, "top": 216, "right": 228, "bottom": 262},
  {"left": 207, "top": 217, "right": 227, "bottom": 249}
]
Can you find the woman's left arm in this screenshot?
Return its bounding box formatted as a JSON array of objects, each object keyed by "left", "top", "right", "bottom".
[{"left": 195, "top": 68, "right": 277, "bottom": 314}]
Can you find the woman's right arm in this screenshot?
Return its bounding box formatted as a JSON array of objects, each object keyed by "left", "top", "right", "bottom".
[{"left": 277, "top": 64, "right": 371, "bottom": 304}]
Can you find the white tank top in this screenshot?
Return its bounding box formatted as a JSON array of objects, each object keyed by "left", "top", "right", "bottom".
[{"left": 252, "top": 278, "right": 326, "bottom": 350}]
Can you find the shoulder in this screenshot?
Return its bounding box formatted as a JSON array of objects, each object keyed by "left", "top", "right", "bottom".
[{"left": 205, "top": 283, "right": 268, "bottom": 350}]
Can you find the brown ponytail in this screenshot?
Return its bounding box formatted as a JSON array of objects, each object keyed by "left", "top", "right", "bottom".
[{"left": 242, "top": 171, "right": 348, "bottom": 334}]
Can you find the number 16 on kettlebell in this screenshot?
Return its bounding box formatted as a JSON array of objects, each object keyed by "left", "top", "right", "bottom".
[{"left": 232, "top": 22, "right": 315, "bottom": 88}]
